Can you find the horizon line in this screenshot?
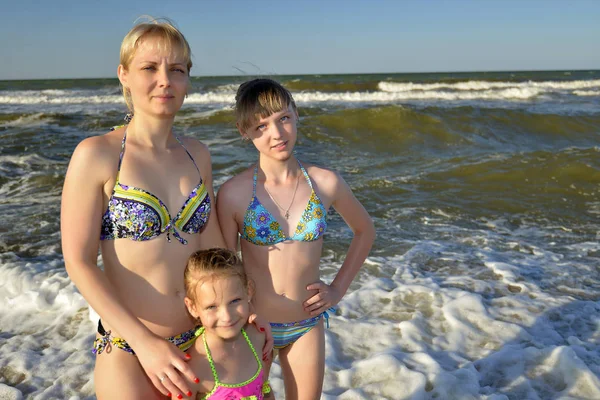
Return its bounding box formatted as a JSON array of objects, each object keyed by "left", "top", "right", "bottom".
[{"left": 1, "top": 68, "right": 599, "bottom": 82}]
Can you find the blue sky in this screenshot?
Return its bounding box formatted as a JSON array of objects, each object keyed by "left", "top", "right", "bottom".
[{"left": 2, "top": 0, "right": 599, "bottom": 80}]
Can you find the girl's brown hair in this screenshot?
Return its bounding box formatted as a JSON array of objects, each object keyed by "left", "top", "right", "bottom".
[{"left": 234, "top": 78, "right": 297, "bottom": 132}]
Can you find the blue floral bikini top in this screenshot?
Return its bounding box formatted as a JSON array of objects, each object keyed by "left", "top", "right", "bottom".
[
  {"left": 100, "top": 131, "right": 211, "bottom": 245},
  {"left": 241, "top": 160, "right": 327, "bottom": 246}
]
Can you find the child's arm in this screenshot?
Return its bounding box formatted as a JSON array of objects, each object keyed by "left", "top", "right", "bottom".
[{"left": 304, "top": 171, "right": 376, "bottom": 316}]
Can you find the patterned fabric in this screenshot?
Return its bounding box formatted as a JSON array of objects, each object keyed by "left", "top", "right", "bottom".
[
  {"left": 92, "top": 320, "right": 200, "bottom": 355},
  {"left": 198, "top": 327, "right": 265, "bottom": 400},
  {"left": 270, "top": 308, "right": 334, "bottom": 350},
  {"left": 241, "top": 160, "right": 327, "bottom": 246},
  {"left": 100, "top": 131, "right": 211, "bottom": 245}
]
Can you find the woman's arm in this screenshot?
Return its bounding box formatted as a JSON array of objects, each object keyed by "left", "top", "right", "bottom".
[
  {"left": 304, "top": 171, "right": 376, "bottom": 315},
  {"left": 61, "top": 137, "right": 197, "bottom": 398}
]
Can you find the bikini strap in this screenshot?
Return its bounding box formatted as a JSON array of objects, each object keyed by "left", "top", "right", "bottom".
[
  {"left": 115, "top": 130, "right": 128, "bottom": 183},
  {"left": 252, "top": 165, "right": 259, "bottom": 197},
  {"left": 200, "top": 328, "right": 221, "bottom": 385},
  {"left": 241, "top": 328, "right": 262, "bottom": 368},
  {"left": 297, "top": 160, "right": 313, "bottom": 189},
  {"left": 175, "top": 136, "right": 201, "bottom": 175}
]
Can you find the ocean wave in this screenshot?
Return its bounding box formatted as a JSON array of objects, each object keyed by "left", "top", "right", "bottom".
[
  {"left": 1, "top": 81, "right": 598, "bottom": 107},
  {"left": 573, "top": 89, "right": 600, "bottom": 96},
  {"left": 378, "top": 79, "right": 600, "bottom": 93}
]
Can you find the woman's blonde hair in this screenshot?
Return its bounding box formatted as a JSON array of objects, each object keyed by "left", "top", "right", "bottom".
[
  {"left": 234, "top": 78, "right": 297, "bottom": 132},
  {"left": 184, "top": 248, "right": 249, "bottom": 301},
  {"left": 119, "top": 17, "right": 193, "bottom": 113}
]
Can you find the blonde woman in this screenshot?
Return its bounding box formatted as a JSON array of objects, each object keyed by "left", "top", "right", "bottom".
[{"left": 61, "top": 19, "right": 271, "bottom": 399}]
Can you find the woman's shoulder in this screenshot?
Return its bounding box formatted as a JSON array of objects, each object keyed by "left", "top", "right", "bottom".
[
  {"left": 70, "top": 128, "right": 124, "bottom": 170},
  {"left": 179, "top": 136, "right": 210, "bottom": 156}
]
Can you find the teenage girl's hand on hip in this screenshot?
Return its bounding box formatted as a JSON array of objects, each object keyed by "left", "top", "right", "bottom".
[
  {"left": 134, "top": 334, "right": 199, "bottom": 399},
  {"left": 248, "top": 313, "right": 274, "bottom": 361},
  {"left": 304, "top": 280, "right": 343, "bottom": 316}
]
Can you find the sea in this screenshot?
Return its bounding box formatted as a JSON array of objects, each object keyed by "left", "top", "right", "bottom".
[{"left": 1, "top": 70, "right": 599, "bottom": 400}]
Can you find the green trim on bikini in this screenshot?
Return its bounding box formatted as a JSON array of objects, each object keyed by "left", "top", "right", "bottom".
[{"left": 198, "top": 327, "right": 263, "bottom": 399}]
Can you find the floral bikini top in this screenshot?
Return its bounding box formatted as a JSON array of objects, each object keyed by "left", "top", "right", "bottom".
[
  {"left": 241, "top": 160, "right": 327, "bottom": 246},
  {"left": 198, "top": 327, "right": 265, "bottom": 400},
  {"left": 100, "top": 131, "right": 211, "bottom": 245}
]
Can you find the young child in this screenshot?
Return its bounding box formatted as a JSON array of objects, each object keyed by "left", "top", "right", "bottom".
[
  {"left": 183, "top": 248, "right": 272, "bottom": 399},
  {"left": 217, "top": 79, "right": 375, "bottom": 399}
]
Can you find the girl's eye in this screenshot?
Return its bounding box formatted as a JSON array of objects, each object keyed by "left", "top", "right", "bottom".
[
  {"left": 143, "top": 66, "right": 155, "bottom": 71},
  {"left": 280, "top": 116, "right": 290, "bottom": 122},
  {"left": 172, "top": 68, "right": 186, "bottom": 73},
  {"left": 256, "top": 124, "right": 266, "bottom": 131},
  {"left": 231, "top": 298, "right": 242, "bottom": 304},
  {"left": 205, "top": 305, "right": 216, "bottom": 310}
]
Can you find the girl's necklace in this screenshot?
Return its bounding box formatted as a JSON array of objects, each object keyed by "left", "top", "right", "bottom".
[{"left": 264, "top": 174, "right": 300, "bottom": 220}]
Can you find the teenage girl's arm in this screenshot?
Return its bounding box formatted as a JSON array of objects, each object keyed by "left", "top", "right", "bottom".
[
  {"left": 215, "top": 176, "right": 242, "bottom": 252},
  {"left": 61, "top": 137, "right": 197, "bottom": 398},
  {"left": 216, "top": 175, "right": 275, "bottom": 357},
  {"left": 303, "top": 170, "right": 376, "bottom": 316}
]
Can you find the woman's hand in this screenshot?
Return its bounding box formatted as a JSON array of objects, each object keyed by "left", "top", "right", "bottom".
[
  {"left": 134, "top": 334, "right": 199, "bottom": 398},
  {"left": 248, "top": 313, "right": 274, "bottom": 361},
  {"left": 303, "top": 280, "right": 343, "bottom": 316}
]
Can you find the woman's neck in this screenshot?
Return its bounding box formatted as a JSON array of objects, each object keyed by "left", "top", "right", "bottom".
[{"left": 126, "top": 112, "right": 175, "bottom": 148}]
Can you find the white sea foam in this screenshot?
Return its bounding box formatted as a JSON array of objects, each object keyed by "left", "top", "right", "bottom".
[
  {"left": 1, "top": 208, "right": 599, "bottom": 400},
  {"left": 574, "top": 90, "right": 600, "bottom": 96},
  {"left": 378, "top": 79, "right": 600, "bottom": 93},
  {"left": 2, "top": 79, "right": 599, "bottom": 108}
]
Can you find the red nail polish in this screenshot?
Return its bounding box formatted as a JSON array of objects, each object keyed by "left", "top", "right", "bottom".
[
  {"left": 260, "top": 327, "right": 265, "bottom": 332},
  {"left": 167, "top": 394, "right": 171, "bottom": 398},
  {"left": 177, "top": 395, "right": 183, "bottom": 399},
  {"left": 194, "top": 377, "right": 200, "bottom": 383},
  {"left": 187, "top": 391, "right": 192, "bottom": 397},
  {"left": 184, "top": 353, "right": 191, "bottom": 360}
]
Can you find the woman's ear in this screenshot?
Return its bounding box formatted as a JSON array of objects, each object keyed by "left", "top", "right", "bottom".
[
  {"left": 184, "top": 296, "right": 198, "bottom": 319},
  {"left": 117, "top": 65, "right": 128, "bottom": 87}
]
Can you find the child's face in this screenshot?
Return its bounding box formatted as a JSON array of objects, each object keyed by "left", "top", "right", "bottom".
[
  {"left": 242, "top": 104, "right": 298, "bottom": 161},
  {"left": 186, "top": 275, "right": 250, "bottom": 340}
]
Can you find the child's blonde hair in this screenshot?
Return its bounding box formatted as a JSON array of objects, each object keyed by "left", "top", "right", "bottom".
[
  {"left": 119, "top": 17, "right": 193, "bottom": 113},
  {"left": 184, "top": 248, "right": 249, "bottom": 301},
  {"left": 234, "top": 78, "right": 297, "bottom": 132}
]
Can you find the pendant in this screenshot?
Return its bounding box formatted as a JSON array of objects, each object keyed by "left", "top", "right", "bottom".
[{"left": 285, "top": 211, "right": 290, "bottom": 219}]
